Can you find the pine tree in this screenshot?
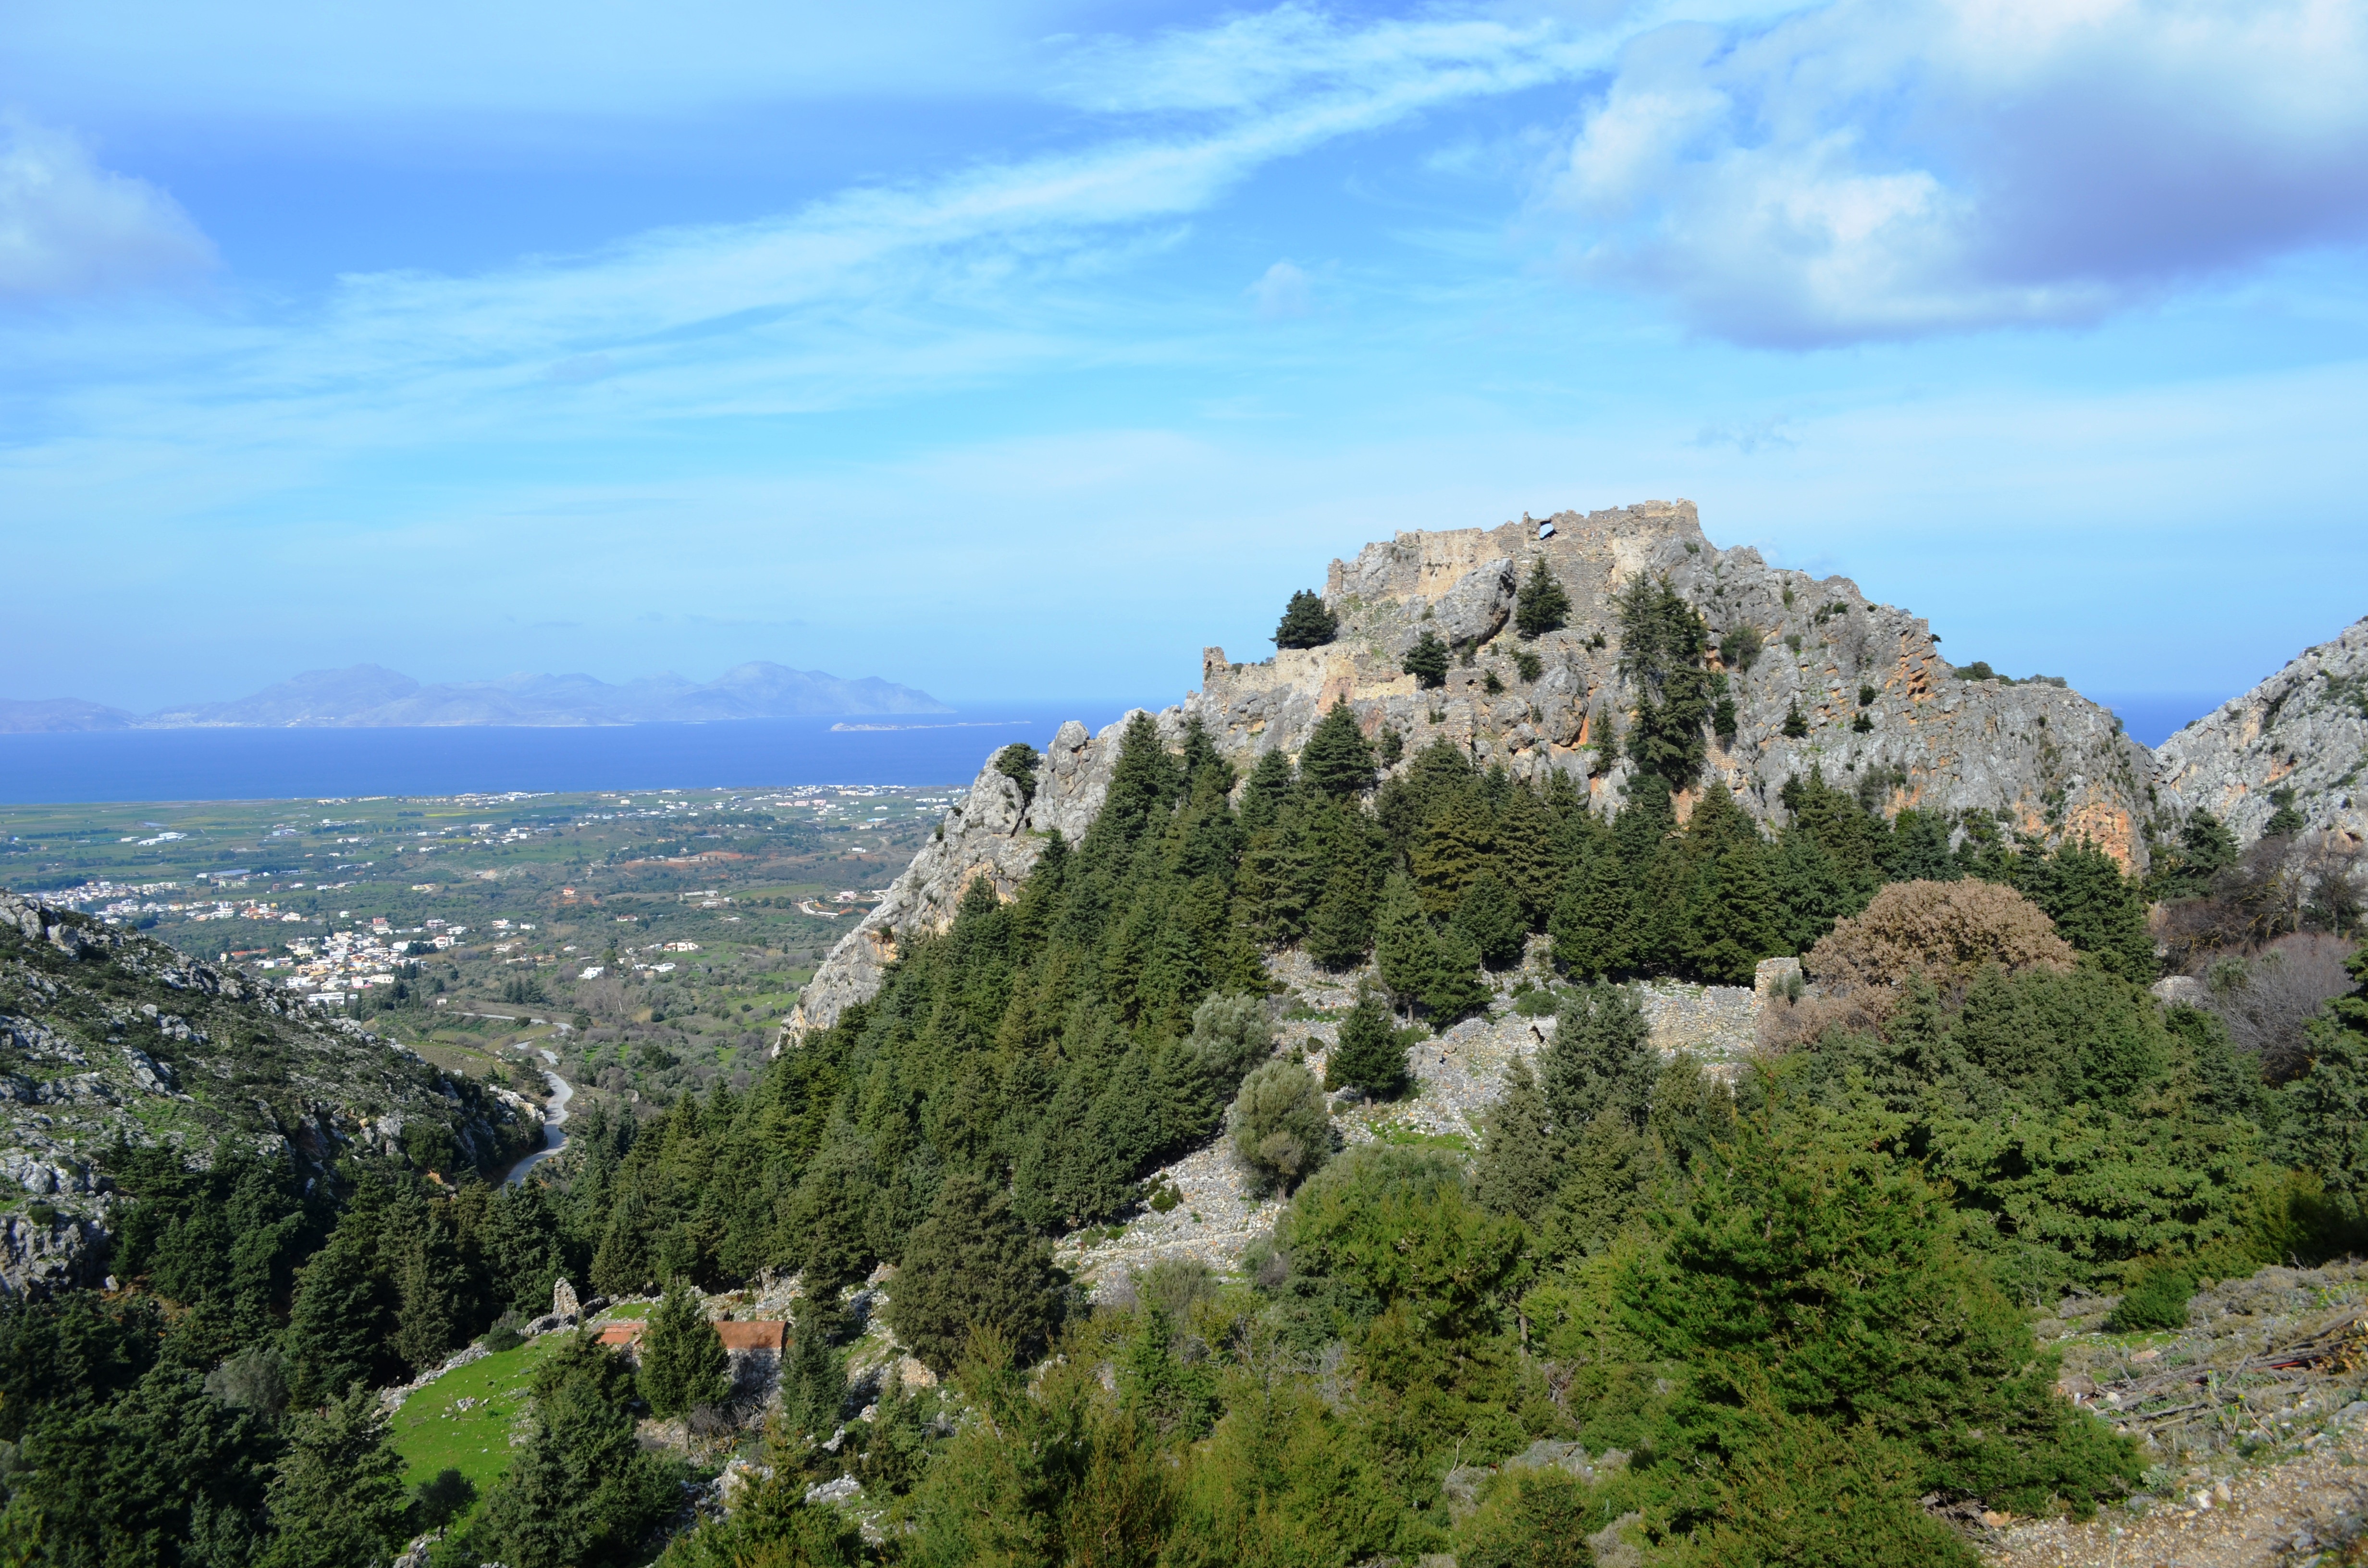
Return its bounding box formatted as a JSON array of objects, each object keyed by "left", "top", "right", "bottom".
[
  {"left": 639, "top": 1277, "right": 729, "bottom": 1419},
  {"left": 257, "top": 1384, "right": 410, "bottom": 1568},
  {"left": 1452, "top": 870, "right": 1527, "bottom": 970},
  {"left": 1374, "top": 873, "right": 1444, "bottom": 1009},
  {"left": 1274, "top": 589, "right": 1340, "bottom": 649},
  {"left": 887, "top": 1172, "right": 1066, "bottom": 1374},
  {"left": 1514, "top": 560, "right": 1572, "bottom": 638},
  {"left": 1543, "top": 982, "right": 1656, "bottom": 1135},
  {"left": 390, "top": 1212, "right": 462, "bottom": 1375},
  {"left": 1474, "top": 1055, "right": 1556, "bottom": 1222},
  {"left": 1328, "top": 987, "right": 1408, "bottom": 1097},
  {"left": 1297, "top": 700, "right": 1376, "bottom": 799},
  {"left": 2017, "top": 838, "right": 2156, "bottom": 982},
  {"left": 1403, "top": 630, "right": 1450, "bottom": 688}
]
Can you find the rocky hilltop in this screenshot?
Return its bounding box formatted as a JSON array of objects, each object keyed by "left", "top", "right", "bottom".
[
  {"left": 2154, "top": 615, "right": 2368, "bottom": 847},
  {"left": 0, "top": 893, "right": 540, "bottom": 1295},
  {"left": 790, "top": 500, "right": 2160, "bottom": 1040}
]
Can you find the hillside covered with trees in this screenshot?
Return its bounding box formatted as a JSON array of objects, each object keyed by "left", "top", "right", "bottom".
[{"left": 4, "top": 567, "right": 2366, "bottom": 1567}]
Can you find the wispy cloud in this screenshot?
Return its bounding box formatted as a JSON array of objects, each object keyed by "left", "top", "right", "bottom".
[
  {"left": 0, "top": 114, "right": 215, "bottom": 299},
  {"left": 1534, "top": 0, "right": 2368, "bottom": 345}
]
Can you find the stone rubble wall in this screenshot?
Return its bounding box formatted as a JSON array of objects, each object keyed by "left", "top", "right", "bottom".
[{"left": 2154, "top": 614, "right": 2368, "bottom": 849}]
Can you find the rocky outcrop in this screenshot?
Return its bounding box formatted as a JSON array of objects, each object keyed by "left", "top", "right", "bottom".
[
  {"left": 787, "top": 501, "right": 2171, "bottom": 1048},
  {"left": 1194, "top": 502, "right": 2156, "bottom": 866},
  {"left": 2154, "top": 616, "right": 2368, "bottom": 848},
  {"left": 0, "top": 891, "right": 539, "bottom": 1295},
  {"left": 783, "top": 712, "right": 1189, "bottom": 1041}
]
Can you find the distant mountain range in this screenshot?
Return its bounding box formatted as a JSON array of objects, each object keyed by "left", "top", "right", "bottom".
[{"left": 0, "top": 662, "right": 953, "bottom": 732}]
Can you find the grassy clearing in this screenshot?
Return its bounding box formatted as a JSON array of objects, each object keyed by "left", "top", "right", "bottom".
[{"left": 386, "top": 1335, "right": 559, "bottom": 1494}]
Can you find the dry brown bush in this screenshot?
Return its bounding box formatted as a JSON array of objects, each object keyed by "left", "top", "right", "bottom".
[
  {"left": 1802, "top": 879, "right": 2074, "bottom": 1021},
  {"left": 2192, "top": 931, "right": 2362, "bottom": 1083}
]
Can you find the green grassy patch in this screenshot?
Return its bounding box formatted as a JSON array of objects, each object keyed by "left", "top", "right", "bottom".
[{"left": 387, "top": 1334, "right": 560, "bottom": 1493}]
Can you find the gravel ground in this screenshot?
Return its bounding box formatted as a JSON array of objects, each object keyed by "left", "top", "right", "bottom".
[{"left": 1985, "top": 1261, "right": 2368, "bottom": 1568}]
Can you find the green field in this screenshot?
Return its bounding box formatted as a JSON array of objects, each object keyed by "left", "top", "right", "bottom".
[{"left": 387, "top": 1335, "right": 562, "bottom": 1494}]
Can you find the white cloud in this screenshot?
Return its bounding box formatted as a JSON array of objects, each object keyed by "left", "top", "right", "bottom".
[
  {"left": 1251, "top": 259, "right": 1313, "bottom": 318},
  {"left": 1536, "top": 0, "right": 2368, "bottom": 344},
  {"left": 0, "top": 115, "right": 214, "bottom": 299}
]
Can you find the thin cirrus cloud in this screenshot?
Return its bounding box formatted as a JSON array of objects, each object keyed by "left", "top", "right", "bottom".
[
  {"left": 1535, "top": 0, "right": 2368, "bottom": 346},
  {"left": 0, "top": 114, "right": 216, "bottom": 299},
  {"left": 3, "top": 8, "right": 1598, "bottom": 455}
]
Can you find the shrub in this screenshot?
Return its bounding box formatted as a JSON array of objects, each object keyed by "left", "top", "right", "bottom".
[
  {"left": 1274, "top": 589, "right": 1339, "bottom": 649},
  {"left": 1718, "top": 625, "right": 1763, "bottom": 672},
  {"left": 1805, "top": 879, "right": 2074, "bottom": 1018},
  {"left": 1781, "top": 701, "right": 1809, "bottom": 737},
  {"left": 2108, "top": 1264, "right": 2195, "bottom": 1334},
  {"left": 1229, "top": 1060, "right": 1332, "bottom": 1194},
  {"left": 992, "top": 743, "right": 1040, "bottom": 805},
  {"left": 1858, "top": 685, "right": 1878, "bottom": 707},
  {"left": 1852, "top": 711, "right": 1875, "bottom": 733},
  {"left": 1403, "top": 631, "right": 1450, "bottom": 688},
  {"left": 1482, "top": 669, "right": 1505, "bottom": 696},
  {"left": 1513, "top": 648, "right": 1543, "bottom": 682}
]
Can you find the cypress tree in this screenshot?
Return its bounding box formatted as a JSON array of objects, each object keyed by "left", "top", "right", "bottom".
[
  {"left": 1687, "top": 841, "right": 1783, "bottom": 985},
  {"left": 1550, "top": 854, "right": 1631, "bottom": 979},
  {"left": 2017, "top": 839, "right": 2156, "bottom": 982},
  {"left": 283, "top": 1215, "right": 393, "bottom": 1405},
  {"left": 1273, "top": 589, "right": 1340, "bottom": 649},
  {"left": 389, "top": 1213, "right": 463, "bottom": 1376},
  {"left": 1782, "top": 700, "right": 1810, "bottom": 737},
  {"left": 788, "top": 1113, "right": 876, "bottom": 1299},
  {"left": 1514, "top": 559, "right": 1572, "bottom": 638},
  {"left": 639, "top": 1277, "right": 729, "bottom": 1419},
  {"left": 1411, "top": 785, "right": 1493, "bottom": 916},
  {"left": 1424, "top": 925, "right": 1493, "bottom": 1024},
  {"left": 1327, "top": 987, "right": 1407, "bottom": 1097},
  {"left": 1298, "top": 700, "right": 1376, "bottom": 800}
]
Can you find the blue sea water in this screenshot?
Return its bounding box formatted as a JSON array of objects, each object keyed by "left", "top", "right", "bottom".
[
  {"left": 2088, "top": 693, "right": 2232, "bottom": 748},
  {"left": 0, "top": 692, "right": 2230, "bottom": 805},
  {"left": 0, "top": 703, "right": 1143, "bottom": 804}
]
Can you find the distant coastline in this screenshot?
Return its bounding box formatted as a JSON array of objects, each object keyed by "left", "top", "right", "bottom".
[{"left": 0, "top": 660, "right": 951, "bottom": 734}]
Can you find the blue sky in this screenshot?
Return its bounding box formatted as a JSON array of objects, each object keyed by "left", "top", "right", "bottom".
[{"left": 4, "top": 0, "right": 2365, "bottom": 720}]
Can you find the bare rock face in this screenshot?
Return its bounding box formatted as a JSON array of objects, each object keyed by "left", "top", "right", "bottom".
[
  {"left": 1194, "top": 501, "right": 2155, "bottom": 866},
  {"left": 2154, "top": 616, "right": 2368, "bottom": 848},
  {"left": 0, "top": 1210, "right": 107, "bottom": 1298},
  {"left": 782, "top": 710, "right": 1190, "bottom": 1042}
]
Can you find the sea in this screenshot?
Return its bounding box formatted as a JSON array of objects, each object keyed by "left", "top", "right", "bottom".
[
  {"left": 0, "top": 693, "right": 2225, "bottom": 806},
  {"left": 0, "top": 703, "right": 1143, "bottom": 804}
]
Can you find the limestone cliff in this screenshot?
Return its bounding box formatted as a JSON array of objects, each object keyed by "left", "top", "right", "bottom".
[
  {"left": 1194, "top": 502, "right": 2154, "bottom": 864},
  {"left": 787, "top": 500, "right": 2166, "bottom": 1045},
  {"left": 2153, "top": 616, "right": 2368, "bottom": 848}
]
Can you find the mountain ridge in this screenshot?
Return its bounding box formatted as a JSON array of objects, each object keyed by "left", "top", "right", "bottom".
[{"left": 0, "top": 660, "right": 952, "bottom": 732}]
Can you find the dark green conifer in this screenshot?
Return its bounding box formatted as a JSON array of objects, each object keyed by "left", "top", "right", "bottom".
[
  {"left": 1474, "top": 1054, "right": 1555, "bottom": 1221},
  {"left": 1544, "top": 981, "right": 1656, "bottom": 1135},
  {"left": 639, "top": 1277, "right": 729, "bottom": 1419},
  {"left": 258, "top": 1385, "right": 409, "bottom": 1568},
  {"left": 2017, "top": 838, "right": 2156, "bottom": 981},
  {"left": 1327, "top": 987, "right": 1408, "bottom": 1098},
  {"left": 887, "top": 1172, "right": 1065, "bottom": 1374},
  {"left": 1514, "top": 559, "right": 1572, "bottom": 638},
  {"left": 1373, "top": 873, "right": 1444, "bottom": 1008},
  {"left": 1297, "top": 699, "right": 1376, "bottom": 800},
  {"left": 1273, "top": 589, "right": 1339, "bottom": 649},
  {"left": 1403, "top": 630, "right": 1450, "bottom": 688},
  {"left": 1782, "top": 700, "right": 1810, "bottom": 737},
  {"left": 1452, "top": 870, "right": 1527, "bottom": 970}
]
